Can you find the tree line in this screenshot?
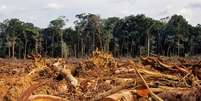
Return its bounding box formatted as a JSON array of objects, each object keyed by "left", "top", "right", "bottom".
[{"left": 0, "top": 13, "right": 201, "bottom": 59}]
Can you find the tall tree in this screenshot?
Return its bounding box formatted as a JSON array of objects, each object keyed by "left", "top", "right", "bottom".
[
  {"left": 102, "top": 17, "right": 120, "bottom": 52},
  {"left": 5, "top": 19, "right": 24, "bottom": 58},
  {"left": 164, "top": 15, "right": 189, "bottom": 56},
  {"left": 113, "top": 14, "right": 154, "bottom": 56},
  {"left": 63, "top": 28, "right": 78, "bottom": 57},
  {"left": 48, "top": 16, "right": 65, "bottom": 57},
  {"left": 49, "top": 16, "right": 66, "bottom": 57},
  {"left": 21, "top": 23, "right": 40, "bottom": 58},
  {"left": 75, "top": 13, "right": 103, "bottom": 55}
]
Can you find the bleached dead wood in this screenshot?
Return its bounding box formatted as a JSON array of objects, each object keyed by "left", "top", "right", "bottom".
[
  {"left": 18, "top": 80, "right": 68, "bottom": 101},
  {"left": 138, "top": 68, "right": 179, "bottom": 80},
  {"left": 28, "top": 95, "right": 67, "bottom": 101},
  {"left": 131, "top": 60, "right": 164, "bottom": 101},
  {"left": 99, "top": 86, "right": 191, "bottom": 101},
  {"left": 53, "top": 59, "right": 78, "bottom": 87},
  {"left": 89, "top": 80, "right": 136, "bottom": 101},
  {"left": 157, "top": 60, "right": 175, "bottom": 70},
  {"left": 158, "top": 60, "right": 190, "bottom": 74},
  {"left": 100, "top": 90, "right": 134, "bottom": 101}
]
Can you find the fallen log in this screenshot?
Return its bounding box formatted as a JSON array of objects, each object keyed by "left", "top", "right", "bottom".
[
  {"left": 18, "top": 80, "right": 68, "bottom": 101},
  {"left": 157, "top": 60, "right": 175, "bottom": 70},
  {"left": 100, "top": 90, "right": 134, "bottom": 101},
  {"left": 89, "top": 80, "right": 136, "bottom": 101},
  {"left": 158, "top": 87, "right": 201, "bottom": 101},
  {"left": 28, "top": 95, "right": 67, "bottom": 101},
  {"left": 53, "top": 59, "right": 78, "bottom": 87},
  {"left": 99, "top": 86, "right": 192, "bottom": 101},
  {"left": 158, "top": 60, "right": 190, "bottom": 74},
  {"left": 141, "top": 56, "right": 190, "bottom": 74},
  {"left": 18, "top": 81, "right": 46, "bottom": 101},
  {"left": 131, "top": 60, "right": 163, "bottom": 101},
  {"left": 138, "top": 68, "right": 179, "bottom": 81},
  {"left": 192, "top": 64, "right": 201, "bottom": 80}
]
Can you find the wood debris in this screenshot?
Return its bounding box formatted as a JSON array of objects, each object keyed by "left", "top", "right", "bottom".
[{"left": 0, "top": 50, "right": 201, "bottom": 101}]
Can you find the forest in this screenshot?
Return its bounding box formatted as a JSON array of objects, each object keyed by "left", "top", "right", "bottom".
[
  {"left": 2, "top": 13, "right": 201, "bottom": 101},
  {"left": 0, "top": 13, "right": 201, "bottom": 59}
]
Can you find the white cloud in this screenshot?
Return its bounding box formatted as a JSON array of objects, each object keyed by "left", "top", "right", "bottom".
[
  {"left": 187, "top": 1, "right": 201, "bottom": 9},
  {"left": 178, "top": 8, "right": 193, "bottom": 20},
  {"left": 159, "top": 5, "right": 173, "bottom": 16},
  {"left": 46, "top": 3, "right": 64, "bottom": 10},
  {"left": 0, "top": 0, "right": 201, "bottom": 27},
  {"left": 29, "top": 16, "right": 39, "bottom": 21},
  {"left": 0, "top": 5, "right": 7, "bottom": 10}
]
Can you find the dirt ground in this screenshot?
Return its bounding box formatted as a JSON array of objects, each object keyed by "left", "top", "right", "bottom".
[{"left": 1, "top": 50, "right": 201, "bottom": 101}]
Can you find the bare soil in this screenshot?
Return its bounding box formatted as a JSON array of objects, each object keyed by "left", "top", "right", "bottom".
[{"left": 1, "top": 51, "right": 201, "bottom": 101}]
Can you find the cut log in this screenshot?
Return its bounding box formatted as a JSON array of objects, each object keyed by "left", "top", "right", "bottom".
[
  {"left": 158, "top": 87, "right": 201, "bottom": 101},
  {"left": 63, "top": 66, "right": 78, "bottom": 87},
  {"left": 53, "top": 59, "right": 78, "bottom": 87},
  {"left": 100, "top": 90, "right": 134, "bottom": 101},
  {"left": 157, "top": 60, "right": 175, "bottom": 70},
  {"left": 192, "top": 64, "right": 201, "bottom": 80},
  {"left": 138, "top": 69, "right": 179, "bottom": 81},
  {"left": 131, "top": 60, "right": 164, "bottom": 101},
  {"left": 18, "top": 80, "right": 68, "bottom": 101},
  {"left": 18, "top": 81, "right": 46, "bottom": 101},
  {"left": 89, "top": 80, "right": 136, "bottom": 101},
  {"left": 28, "top": 95, "right": 67, "bottom": 101},
  {"left": 99, "top": 87, "right": 192, "bottom": 101}
]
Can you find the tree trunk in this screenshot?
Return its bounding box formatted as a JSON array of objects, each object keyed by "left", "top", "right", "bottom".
[
  {"left": 81, "top": 39, "right": 84, "bottom": 57},
  {"left": 92, "top": 33, "right": 95, "bottom": 51},
  {"left": 35, "top": 39, "right": 38, "bottom": 54},
  {"left": 74, "top": 44, "right": 77, "bottom": 57},
  {"left": 167, "top": 46, "right": 170, "bottom": 56},
  {"left": 12, "top": 42, "right": 15, "bottom": 59},
  {"left": 51, "top": 36, "right": 54, "bottom": 57},
  {"left": 18, "top": 44, "right": 21, "bottom": 59},
  {"left": 177, "top": 39, "right": 180, "bottom": 56},
  {"left": 45, "top": 39, "right": 47, "bottom": 57},
  {"left": 147, "top": 32, "right": 150, "bottom": 56},
  {"left": 24, "top": 41, "right": 27, "bottom": 59},
  {"left": 8, "top": 47, "right": 11, "bottom": 59},
  {"left": 61, "top": 31, "right": 63, "bottom": 58}
]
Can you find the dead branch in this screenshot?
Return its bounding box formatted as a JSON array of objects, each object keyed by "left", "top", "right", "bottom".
[
  {"left": 157, "top": 60, "right": 175, "bottom": 70},
  {"left": 131, "top": 60, "right": 164, "bottom": 101},
  {"left": 89, "top": 80, "right": 136, "bottom": 101},
  {"left": 28, "top": 95, "right": 68, "bottom": 101},
  {"left": 158, "top": 87, "right": 201, "bottom": 101},
  {"left": 100, "top": 89, "right": 134, "bottom": 101},
  {"left": 53, "top": 60, "right": 78, "bottom": 87},
  {"left": 138, "top": 68, "right": 179, "bottom": 80},
  {"left": 18, "top": 80, "right": 50, "bottom": 101}
]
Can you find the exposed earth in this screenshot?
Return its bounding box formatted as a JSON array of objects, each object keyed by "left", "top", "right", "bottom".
[{"left": 1, "top": 50, "right": 201, "bottom": 101}]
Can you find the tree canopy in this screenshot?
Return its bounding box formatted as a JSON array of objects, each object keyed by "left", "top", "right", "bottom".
[{"left": 0, "top": 14, "right": 201, "bottom": 58}]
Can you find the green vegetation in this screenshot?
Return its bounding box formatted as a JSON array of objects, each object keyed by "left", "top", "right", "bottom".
[{"left": 0, "top": 13, "right": 201, "bottom": 58}]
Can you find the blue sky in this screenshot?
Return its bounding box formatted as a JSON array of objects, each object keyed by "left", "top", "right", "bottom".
[{"left": 0, "top": 0, "right": 201, "bottom": 28}]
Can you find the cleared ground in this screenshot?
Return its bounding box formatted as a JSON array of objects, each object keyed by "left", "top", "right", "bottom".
[{"left": 0, "top": 51, "right": 201, "bottom": 101}]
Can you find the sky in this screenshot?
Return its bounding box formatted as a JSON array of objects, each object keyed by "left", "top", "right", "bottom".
[{"left": 0, "top": 0, "right": 201, "bottom": 28}]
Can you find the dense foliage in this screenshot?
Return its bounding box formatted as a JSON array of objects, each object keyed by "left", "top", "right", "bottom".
[{"left": 0, "top": 14, "right": 201, "bottom": 58}]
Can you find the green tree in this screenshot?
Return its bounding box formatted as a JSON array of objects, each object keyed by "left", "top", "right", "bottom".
[
  {"left": 5, "top": 19, "right": 24, "bottom": 58},
  {"left": 102, "top": 17, "right": 120, "bottom": 52},
  {"left": 75, "top": 13, "right": 103, "bottom": 56},
  {"left": 113, "top": 14, "right": 154, "bottom": 56},
  {"left": 164, "top": 15, "right": 189, "bottom": 56},
  {"left": 21, "top": 23, "right": 40, "bottom": 58},
  {"left": 63, "top": 28, "right": 78, "bottom": 57},
  {"left": 49, "top": 16, "right": 66, "bottom": 58}
]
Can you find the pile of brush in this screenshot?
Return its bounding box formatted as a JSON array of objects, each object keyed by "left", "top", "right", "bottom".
[{"left": 1, "top": 50, "right": 201, "bottom": 101}]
